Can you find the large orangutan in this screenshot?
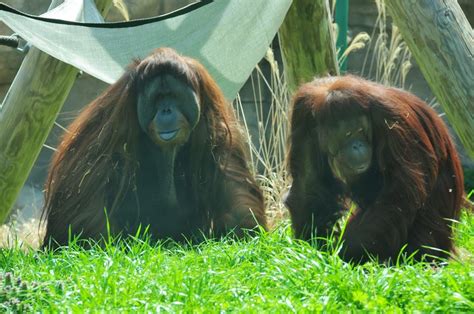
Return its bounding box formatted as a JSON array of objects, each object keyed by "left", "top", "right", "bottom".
[
  {"left": 285, "top": 75, "right": 464, "bottom": 264},
  {"left": 42, "top": 48, "right": 266, "bottom": 248}
]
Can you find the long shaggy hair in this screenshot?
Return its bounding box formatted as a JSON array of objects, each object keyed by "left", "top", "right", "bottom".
[
  {"left": 42, "top": 48, "right": 266, "bottom": 247},
  {"left": 286, "top": 75, "right": 463, "bottom": 263}
]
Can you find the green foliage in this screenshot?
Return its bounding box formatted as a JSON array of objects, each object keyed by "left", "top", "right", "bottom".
[
  {"left": 0, "top": 272, "right": 32, "bottom": 312},
  {"left": 1, "top": 212, "right": 473, "bottom": 312},
  {"left": 463, "top": 167, "right": 474, "bottom": 193}
]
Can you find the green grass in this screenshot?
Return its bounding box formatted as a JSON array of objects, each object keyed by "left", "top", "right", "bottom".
[{"left": 1, "top": 211, "right": 473, "bottom": 312}]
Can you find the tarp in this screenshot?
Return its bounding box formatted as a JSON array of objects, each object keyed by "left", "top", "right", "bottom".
[{"left": 0, "top": 0, "right": 292, "bottom": 100}]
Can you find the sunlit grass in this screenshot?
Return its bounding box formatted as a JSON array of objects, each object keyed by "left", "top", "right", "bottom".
[{"left": 1, "top": 211, "right": 473, "bottom": 312}]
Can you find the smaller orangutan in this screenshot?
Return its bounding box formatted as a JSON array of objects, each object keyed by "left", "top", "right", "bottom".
[
  {"left": 42, "top": 47, "right": 266, "bottom": 248},
  {"left": 285, "top": 75, "right": 464, "bottom": 264}
]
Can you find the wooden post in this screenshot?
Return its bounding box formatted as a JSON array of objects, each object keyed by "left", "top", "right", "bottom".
[
  {"left": 385, "top": 0, "right": 474, "bottom": 159},
  {"left": 0, "top": 0, "right": 114, "bottom": 223},
  {"left": 279, "top": 0, "right": 339, "bottom": 93}
]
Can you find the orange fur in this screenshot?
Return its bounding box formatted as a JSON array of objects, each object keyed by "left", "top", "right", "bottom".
[
  {"left": 286, "top": 75, "right": 463, "bottom": 263},
  {"left": 42, "top": 48, "right": 266, "bottom": 248}
]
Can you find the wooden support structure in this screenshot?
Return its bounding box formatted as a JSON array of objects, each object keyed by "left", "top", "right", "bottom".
[
  {"left": 385, "top": 0, "right": 474, "bottom": 159},
  {"left": 279, "top": 0, "right": 339, "bottom": 93},
  {"left": 0, "top": 0, "right": 114, "bottom": 223}
]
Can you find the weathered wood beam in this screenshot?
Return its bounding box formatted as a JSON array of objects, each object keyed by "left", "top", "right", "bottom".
[
  {"left": 0, "top": 0, "right": 114, "bottom": 222},
  {"left": 279, "top": 0, "right": 339, "bottom": 93},
  {"left": 385, "top": 0, "right": 474, "bottom": 159}
]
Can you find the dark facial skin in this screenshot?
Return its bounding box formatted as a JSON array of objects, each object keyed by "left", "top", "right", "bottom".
[
  {"left": 137, "top": 75, "right": 200, "bottom": 149},
  {"left": 123, "top": 74, "right": 202, "bottom": 237},
  {"left": 322, "top": 115, "right": 372, "bottom": 183}
]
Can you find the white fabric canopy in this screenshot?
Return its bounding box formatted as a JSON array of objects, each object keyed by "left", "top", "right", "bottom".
[{"left": 0, "top": 0, "right": 292, "bottom": 100}]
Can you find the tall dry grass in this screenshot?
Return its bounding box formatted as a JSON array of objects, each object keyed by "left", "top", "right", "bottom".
[
  {"left": 234, "top": 48, "right": 292, "bottom": 228},
  {"left": 361, "top": 0, "right": 412, "bottom": 87}
]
